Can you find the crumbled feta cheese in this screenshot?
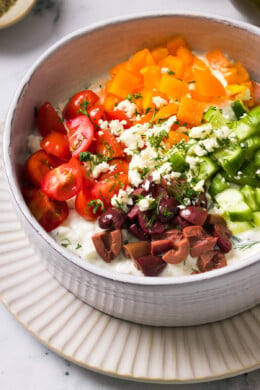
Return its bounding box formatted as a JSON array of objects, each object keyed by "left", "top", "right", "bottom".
[
  {"left": 27, "top": 134, "right": 42, "bottom": 153},
  {"left": 111, "top": 189, "right": 133, "bottom": 211},
  {"left": 214, "top": 126, "right": 230, "bottom": 140},
  {"left": 115, "top": 100, "right": 137, "bottom": 119},
  {"left": 98, "top": 119, "right": 109, "bottom": 130},
  {"left": 194, "top": 138, "right": 219, "bottom": 156},
  {"left": 92, "top": 162, "right": 110, "bottom": 178},
  {"left": 256, "top": 169, "right": 260, "bottom": 175},
  {"left": 193, "top": 144, "right": 208, "bottom": 156},
  {"left": 137, "top": 195, "right": 155, "bottom": 211},
  {"left": 192, "top": 180, "right": 205, "bottom": 192},
  {"left": 152, "top": 96, "right": 168, "bottom": 108},
  {"left": 128, "top": 169, "right": 143, "bottom": 187},
  {"left": 109, "top": 119, "right": 126, "bottom": 136},
  {"left": 120, "top": 123, "right": 148, "bottom": 154},
  {"left": 143, "top": 180, "right": 150, "bottom": 191},
  {"left": 161, "top": 67, "right": 171, "bottom": 74},
  {"left": 189, "top": 123, "right": 212, "bottom": 139},
  {"left": 186, "top": 156, "right": 198, "bottom": 170}
]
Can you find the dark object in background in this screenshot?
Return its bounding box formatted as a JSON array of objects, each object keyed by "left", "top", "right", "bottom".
[{"left": 230, "top": 0, "right": 260, "bottom": 26}]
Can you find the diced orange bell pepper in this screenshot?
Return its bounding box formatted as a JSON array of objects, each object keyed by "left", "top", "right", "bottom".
[
  {"left": 109, "top": 61, "right": 128, "bottom": 78},
  {"left": 141, "top": 89, "right": 154, "bottom": 110},
  {"left": 106, "top": 68, "right": 142, "bottom": 99},
  {"left": 176, "top": 46, "right": 193, "bottom": 67},
  {"left": 141, "top": 65, "right": 161, "bottom": 90},
  {"left": 151, "top": 47, "right": 169, "bottom": 63},
  {"left": 159, "top": 75, "right": 188, "bottom": 100},
  {"left": 177, "top": 96, "right": 205, "bottom": 126},
  {"left": 127, "top": 48, "right": 155, "bottom": 74},
  {"left": 193, "top": 68, "right": 226, "bottom": 97},
  {"left": 192, "top": 57, "right": 208, "bottom": 71},
  {"left": 159, "top": 55, "right": 184, "bottom": 78},
  {"left": 154, "top": 102, "right": 178, "bottom": 121},
  {"left": 103, "top": 93, "right": 120, "bottom": 112},
  {"left": 133, "top": 111, "right": 153, "bottom": 125},
  {"left": 167, "top": 35, "right": 188, "bottom": 55},
  {"left": 224, "top": 62, "right": 249, "bottom": 85},
  {"left": 206, "top": 49, "right": 230, "bottom": 70},
  {"left": 168, "top": 131, "right": 189, "bottom": 145}
]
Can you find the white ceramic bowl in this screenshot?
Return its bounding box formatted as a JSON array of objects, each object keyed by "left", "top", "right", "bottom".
[{"left": 3, "top": 12, "right": 260, "bottom": 326}]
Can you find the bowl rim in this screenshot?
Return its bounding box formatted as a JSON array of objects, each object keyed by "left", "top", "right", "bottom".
[{"left": 3, "top": 10, "right": 260, "bottom": 287}]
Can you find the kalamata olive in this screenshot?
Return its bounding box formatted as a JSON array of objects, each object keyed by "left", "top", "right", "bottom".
[
  {"left": 137, "top": 211, "right": 165, "bottom": 234},
  {"left": 158, "top": 196, "right": 178, "bottom": 222},
  {"left": 213, "top": 224, "right": 232, "bottom": 253},
  {"left": 92, "top": 229, "right": 122, "bottom": 262},
  {"left": 149, "top": 221, "right": 165, "bottom": 234},
  {"left": 151, "top": 184, "right": 168, "bottom": 198},
  {"left": 197, "top": 250, "right": 227, "bottom": 272},
  {"left": 98, "top": 207, "right": 127, "bottom": 230},
  {"left": 127, "top": 205, "right": 139, "bottom": 221},
  {"left": 129, "top": 223, "right": 150, "bottom": 241},
  {"left": 179, "top": 206, "right": 208, "bottom": 225},
  {"left": 134, "top": 255, "right": 166, "bottom": 276},
  {"left": 183, "top": 225, "right": 217, "bottom": 257},
  {"left": 195, "top": 191, "right": 207, "bottom": 208},
  {"left": 171, "top": 215, "right": 190, "bottom": 229}
]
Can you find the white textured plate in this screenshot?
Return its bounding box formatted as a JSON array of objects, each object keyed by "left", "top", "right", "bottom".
[{"left": 0, "top": 125, "right": 259, "bottom": 383}]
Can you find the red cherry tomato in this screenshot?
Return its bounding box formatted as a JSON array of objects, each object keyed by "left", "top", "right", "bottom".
[
  {"left": 66, "top": 115, "right": 95, "bottom": 158},
  {"left": 91, "top": 173, "right": 128, "bottom": 207},
  {"left": 41, "top": 159, "right": 83, "bottom": 201},
  {"left": 100, "top": 159, "right": 129, "bottom": 180},
  {"left": 93, "top": 129, "right": 124, "bottom": 159},
  {"left": 28, "top": 189, "right": 68, "bottom": 232},
  {"left": 63, "top": 90, "right": 99, "bottom": 120},
  {"left": 88, "top": 104, "right": 104, "bottom": 126},
  {"left": 24, "top": 150, "right": 53, "bottom": 187},
  {"left": 37, "top": 102, "right": 66, "bottom": 137},
  {"left": 41, "top": 132, "right": 71, "bottom": 161},
  {"left": 105, "top": 110, "right": 132, "bottom": 128},
  {"left": 75, "top": 188, "right": 103, "bottom": 221},
  {"left": 22, "top": 185, "right": 37, "bottom": 203}
]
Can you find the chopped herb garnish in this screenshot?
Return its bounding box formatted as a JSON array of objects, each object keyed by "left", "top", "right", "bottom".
[
  {"left": 148, "top": 130, "right": 168, "bottom": 150},
  {"left": 87, "top": 199, "right": 105, "bottom": 214},
  {"left": 167, "top": 69, "right": 175, "bottom": 75},
  {"left": 61, "top": 238, "right": 72, "bottom": 248},
  {"left": 126, "top": 92, "right": 142, "bottom": 102},
  {"left": 76, "top": 243, "right": 82, "bottom": 250}
]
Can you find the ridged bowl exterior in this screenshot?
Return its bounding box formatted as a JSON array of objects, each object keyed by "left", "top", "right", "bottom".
[{"left": 3, "top": 13, "right": 260, "bottom": 326}]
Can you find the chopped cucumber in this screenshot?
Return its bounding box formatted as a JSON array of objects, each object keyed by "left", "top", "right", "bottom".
[
  {"left": 231, "top": 100, "right": 249, "bottom": 119},
  {"left": 253, "top": 211, "right": 260, "bottom": 227},
  {"left": 209, "top": 172, "right": 229, "bottom": 198},
  {"left": 193, "top": 156, "right": 219, "bottom": 181},
  {"left": 227, "top": 220, "right": 254, "bottom": 234},
  {"left": 215, "top": 188, "right": 253, "bottom": 222},
  {"left": 241, "top": 185, "right": 258, "bottom": 211},
  {"left": 232, "top": 105, "right": 260, "bottom": 140},
  {"left": 203, "top": 106, "right": 229, "bottom": 127},
  {"left": 222, "top": 171, "right": 260, "bottom": 187},
  {"left": 169, "top": 151, "right": 187, "bottom": 172},
  {"left": 213, "top": 145, "right": 244, "bottom": 176},
  {"left": 256, "top": 188, "right": 260, "bottom": 206},
  {"left": 255, "top": 150, "right": 260, "bottom": 168}
]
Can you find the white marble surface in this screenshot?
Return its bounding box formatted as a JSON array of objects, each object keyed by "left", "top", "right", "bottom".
[{"left": 0, "top": 0, "right": 259, "bottom": 389}]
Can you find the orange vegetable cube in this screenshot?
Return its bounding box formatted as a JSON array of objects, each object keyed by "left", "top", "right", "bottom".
[
  {"left": 141, "top": 65, "right": 161, "bottom": 90},
  {"left": 151, "top": 47, "right": 169, "bottom": 63},
  {"left": 192, "top": 57, "right": 208, "bottom": 71},
  {"left": 177, "top": 96, "right": 204, "bottom": 126},
  {"left": 141, "top": 89, "right": 154, "bottom": 110},
  {"left": 103, "top": 93, "right": 120, "bottom": 112},
  {"left": 159, "top": 55, "right": 184, "bottom": 78},
  {"left": 224, "top": 62, "right": 249, "bottom": 84},
  {"left": 154, "top": 102, "right": 178, "bottom": 121},
  {"left": 109, "top": 61, "right": 128, "bottom": 78},
  {"left": 193, "top": 68, "right": 226, "bottom": 97},
  {"left": 167, "top": 35, "right": 188, "bottom": 55},
  {"left": 159, "top": 75, "right": 188, "bottom": 100},
  {"left": 168, "top": 131, "right": 189, "bottom": 145},
  {"left": 127, "top": 48, "right": 155, "bottom": 74},
  {"left": 176, "top": 46, "right": 193, "bottom": 67},
  {"left": 206, "top": 49, "right": 230, "bottom": 70},
  {"left": 106, "top": 68, "right": 141, "bottom": 99}
]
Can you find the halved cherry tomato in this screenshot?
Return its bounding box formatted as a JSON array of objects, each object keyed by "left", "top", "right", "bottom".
[
  {"left": 100, "top": 159, "right": 129, "bottom": 180},
  {"left": 91, "top": 173, "right": 128, "bottom": 207},
  {"left": 41, "top": 132, "right": 71, "bottom": 161},
  {"left": 22, "top": 185, "right": 37, "bottom": 203},
  {"left": 29, "top": 189, "right": 68, "bottom": 232},
  {"left": 88, "top": 104, "right": 104, "bottom": 126},
  {"left": 37, "top": 102, "right": 66, "bottom": 137},
  {"left": 63, "top": 90, "right": 99, "bottom": 120},
  {"left": 105, "top": 110, "right": 132, "bottom": 128},
  {"left": 93, "top": 129, "right": 124, "bottom": 159},
  {"left": 24, "top": 150, "right": 53, "bottom": 187},
  {"left": 75, "top": 188, "right": 103, "bottom": 221},
  {"left": 66, "top": 115, "right": 95, "bottom": 158},
  {"left": 41, "top": 158, "right": 83, "bottom": 201}
]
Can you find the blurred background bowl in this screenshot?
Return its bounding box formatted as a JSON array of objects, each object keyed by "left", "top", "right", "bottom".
[
  {"left": 230, "top": 0, "right": 260, "bottom": 26},
  {"left": 0, "top": 0, "right": 35, "bottom": 29},
  {"left": 3, "top": 12, "right": 260, "bottom": 326}
]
